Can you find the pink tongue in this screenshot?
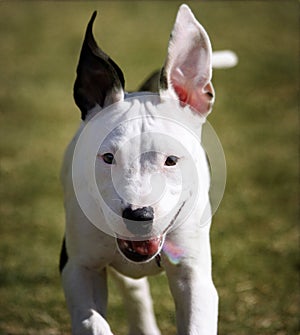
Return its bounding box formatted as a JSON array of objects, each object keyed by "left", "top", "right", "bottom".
[{"left": 132, "top": 238, "right": 161, "bottom": 256}]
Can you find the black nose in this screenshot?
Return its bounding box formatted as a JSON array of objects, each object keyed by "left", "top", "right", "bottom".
[{"left": 122, "top": 206, "right": 154, "bottom": 236}]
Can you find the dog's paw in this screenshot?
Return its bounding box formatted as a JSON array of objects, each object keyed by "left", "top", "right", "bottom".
[{"left": 79, "top": 310, "right": 114, "bottom": 335}]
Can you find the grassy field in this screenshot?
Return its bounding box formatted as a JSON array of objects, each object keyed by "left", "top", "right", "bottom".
[{"left": 0, "top": 1, "right": 298, "bottom": 335}]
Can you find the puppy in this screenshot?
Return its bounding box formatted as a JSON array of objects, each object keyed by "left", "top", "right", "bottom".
[{"left": 60, "top": 4, "right": 235, "bottom": 334}]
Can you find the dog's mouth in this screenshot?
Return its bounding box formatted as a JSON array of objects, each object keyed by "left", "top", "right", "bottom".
[{"left": 116, "top": 235, "right": 164, "bottom": 263}]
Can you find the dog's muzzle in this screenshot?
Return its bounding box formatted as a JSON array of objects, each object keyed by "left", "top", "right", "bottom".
[
  {"left": 122, "top": 206, "right": 154, "bottom": 235},
  {"left": 116, "top": 206, "right": 163, "bottom": 263}
]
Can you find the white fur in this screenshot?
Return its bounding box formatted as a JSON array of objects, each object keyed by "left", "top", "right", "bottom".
[{"left": 60, "top": 4, "right": 225, "bottom": 334}]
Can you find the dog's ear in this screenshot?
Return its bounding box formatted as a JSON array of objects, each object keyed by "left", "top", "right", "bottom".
[
  {"left": 159, "top": 5, "right": 214, "bottom": 117},
  {"left": 74, "top": 11, "right": 125, "bottom": 120}
]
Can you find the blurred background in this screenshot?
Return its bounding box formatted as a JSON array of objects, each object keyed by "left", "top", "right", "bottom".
[{"left": 0, "top": 2, "right": 298, "bottom": 334}]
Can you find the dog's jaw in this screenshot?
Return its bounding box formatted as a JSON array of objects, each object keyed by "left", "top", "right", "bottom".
[{"left": 116, "top": 235, "right": 165, "bottom": 263}]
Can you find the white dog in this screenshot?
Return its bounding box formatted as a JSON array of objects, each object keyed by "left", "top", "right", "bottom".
[{"left": 60, "top": 4, "right": 236, "bottom": 335}]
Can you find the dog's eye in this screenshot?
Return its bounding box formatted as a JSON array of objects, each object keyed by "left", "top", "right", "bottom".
[
  {"left": 164, "top": 155, "right": 179, "bottom": 167},
  {"left": 101, "top": 153, "right": 115, "bottom": 165}
]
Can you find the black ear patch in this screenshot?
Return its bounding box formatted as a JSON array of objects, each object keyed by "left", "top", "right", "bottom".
[{"left": 74, "top": 11, "right": 125, "bottom": 120}]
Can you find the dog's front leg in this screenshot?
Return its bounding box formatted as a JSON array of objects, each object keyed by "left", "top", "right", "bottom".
[
  {"left": 168, "top": 268, "right": 218, "bottom": 335},
  {"left": 62, "top": 261, "right": 113, "bottom": 335},
  {"left": 166, "top": 263, "right": 218, "bottom": 335},
  {"left": 164, "top": 229, "right": 218, "bottom": 335}
]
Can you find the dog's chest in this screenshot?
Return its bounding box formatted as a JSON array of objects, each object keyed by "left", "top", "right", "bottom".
[{"left": 110, "top": 254, "right": 164, "bottom": 279}]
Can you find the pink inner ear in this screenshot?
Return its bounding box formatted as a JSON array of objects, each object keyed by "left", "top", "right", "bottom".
[
  {"left": 173, "top": 83, "right": 188, "bottom": 104},
  {"left": 173, "top": 82, "right": 210, "bottom": 115}
]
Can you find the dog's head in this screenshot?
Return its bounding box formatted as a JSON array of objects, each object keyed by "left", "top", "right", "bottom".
[{"left": 72, "top": 5, "right": 214, "bottom": 263}]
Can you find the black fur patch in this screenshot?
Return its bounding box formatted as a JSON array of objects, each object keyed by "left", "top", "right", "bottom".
[
  {"left": 74, "top": 11, "right": 125, "bottom": 120},
  {"left": 59, "top": 237, "right": 68, "bottom": 273},
  {"left": 138, "top": 70, "right": 160, "bottom": 92},
  {"left": 159, "top": 66, "right": 168, "bottom": 90}
]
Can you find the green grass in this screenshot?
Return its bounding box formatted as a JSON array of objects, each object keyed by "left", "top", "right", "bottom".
[{"left": 0, "top": 1, "right": 298, "bottom": 335}]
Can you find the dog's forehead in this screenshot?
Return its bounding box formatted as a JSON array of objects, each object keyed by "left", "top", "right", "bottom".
[
  {"left": 101, "top": 116, "right": 173, "bottom": 155},
  {"left": 99, "top": 96, "right": 202, "bottom": 149}
]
